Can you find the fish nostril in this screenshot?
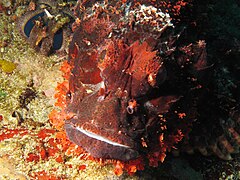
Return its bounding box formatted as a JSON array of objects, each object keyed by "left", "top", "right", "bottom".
[
  {"left": 125, "top": 149, "right": 139, "bottom": 161},
  {"left": 126, "top": 106, "right": 134, "bottom": 114},
  {"left": 126, "top": 99, "right": 137, "bottom": 114}
]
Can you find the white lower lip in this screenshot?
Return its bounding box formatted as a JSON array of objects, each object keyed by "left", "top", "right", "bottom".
[{"left": 75, "top": 126, "right": 130, "bottom": 148}]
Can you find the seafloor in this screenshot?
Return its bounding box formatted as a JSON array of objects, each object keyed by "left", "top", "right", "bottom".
[{"left": 0, "top": 0, "right": 239, "bottom": 179}]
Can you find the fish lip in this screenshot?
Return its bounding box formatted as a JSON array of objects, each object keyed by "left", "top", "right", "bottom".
[
  {"left": 74, "top": 125, "right": 131, "bottom": 148},
  {"left": 64, "top": 120, "right": 139, "bottom": 161}
]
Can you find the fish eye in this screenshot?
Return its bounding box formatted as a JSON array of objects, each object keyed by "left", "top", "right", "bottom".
[{"left": 66, "top": 91, "right": 72, "bottom": 99}]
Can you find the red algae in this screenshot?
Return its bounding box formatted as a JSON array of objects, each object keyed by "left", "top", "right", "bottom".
[
  {"left": 0, "top": 129, "right": 29, "bottom": 141},
  {"left": 31, "top": 170, "right": 64, "bottom": 180},
  {"left": 114, "top": 161, "right": 124, "bottom": 176},
  {"left": 26, "top": 153, "right": 40, "bottom": 162},
  {"left": 48, "top": 110, "right": 65, "bottom": 131},
  {"left": 78, "top": 164, "right": 87, "bottom": 171},
  {"left": 37, "top": 129, "right": 56, "bottom": 139}
]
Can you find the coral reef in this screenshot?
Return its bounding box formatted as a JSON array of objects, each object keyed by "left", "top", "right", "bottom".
[{"left": 0, "top": 0, "right": 239, "bottom": 179}]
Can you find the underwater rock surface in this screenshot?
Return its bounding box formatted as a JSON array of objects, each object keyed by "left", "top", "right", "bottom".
[{"left": 0, "top": 0, "right": 239, "bottom": 179}]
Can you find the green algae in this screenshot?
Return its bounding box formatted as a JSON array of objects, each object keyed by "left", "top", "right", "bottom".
[
  {"left": 0, "top": 59, "right": 16, "bottom": 73},
  {"left": 51, "top": 16, "right": 70, "bottom": 34},
  {"left": 0, "top": 89, "right": 7, "bottom": 99}
]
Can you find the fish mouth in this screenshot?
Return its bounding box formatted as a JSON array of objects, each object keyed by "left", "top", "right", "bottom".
[{"left": 64, "top": 120, "right": 139, "bottom": 161}]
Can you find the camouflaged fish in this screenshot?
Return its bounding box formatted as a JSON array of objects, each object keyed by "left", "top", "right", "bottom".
[{"left": 63, "top": 0, "right": 239, "bottom": 162}]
